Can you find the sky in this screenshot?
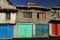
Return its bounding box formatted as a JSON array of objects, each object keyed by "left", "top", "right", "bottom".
[{"left": 9, "top": 0, "right": 60, "bottom": 7}]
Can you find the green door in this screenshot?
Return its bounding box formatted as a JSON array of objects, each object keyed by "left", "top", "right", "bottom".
[{"left": 18, "top": 22, "right": 33, "bottom": 37}]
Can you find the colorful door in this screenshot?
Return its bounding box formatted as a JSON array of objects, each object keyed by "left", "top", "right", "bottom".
[
  {"left": 57, "top": 24, "right": 60, "bottom": 35},
  {"left": 0, "top": 25, "right": 5, "bottom": 38},
  {"left": 36, "top": 24, "right": 49, "bottom": 36},
  {"left": 43, "top": 24, "right": 49, "bottom": 35},
  {"left": 36, "top": 24, "right": 42, "bottom": 36},
  {"left": 5, "top": 24, "right": 13, "bottom": 39},
  {"left": 52, "top": 23, "right": 57, "bottom": 35},
  {"left": 0, "top": 24, "right": 13, "bottom": 39},
  {"left": 18, "top": 22, "right": 33, "bottom": 37}
]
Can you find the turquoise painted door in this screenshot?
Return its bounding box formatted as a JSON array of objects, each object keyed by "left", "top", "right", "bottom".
[{"left": 18, "top": 22, "right": 32, "bottom": 37}]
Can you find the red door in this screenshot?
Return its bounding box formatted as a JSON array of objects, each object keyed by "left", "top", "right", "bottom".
[
  {"left": 57, "top": 24, "right": 60, "bottom": 35},
  {"left": 52, "top": 23, "right": 57, "bottom": 35}
]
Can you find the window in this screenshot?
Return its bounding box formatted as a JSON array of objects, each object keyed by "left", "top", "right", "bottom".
[
  {"left": 6, "top": 13, "right": 10, "bottom": 20},
  {"left": 37, "top": 13, "right": 39, "bottom": 18},
  {"left": 58, "top": 12, "right": 60, "bottom": 18},
  {"left": 37, "top": 13, "right": 46, "bottom": 19},
  {"left": 43, "top": 13, "right": 46, "bottom": 19},
  {"left": 24, "top": 12, "right": 32, "bottom": 18},
  {"left": 52, "top": 12, "right": 58, "bottom": 19},
  {"left": 52, "top": 11, "right": 60, "bottom": 19}
]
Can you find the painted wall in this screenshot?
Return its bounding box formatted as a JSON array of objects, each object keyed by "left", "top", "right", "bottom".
[
  {"left": 10, "top": 13, "right": 16, "bottom": 23},
  {"left": 0, "top": 13, "right": 6, "bottom": 23},
  {"left": 0, "top": 12, "right": 16, "bottom": 23},
  {"left": 49, "top": 23, "right": 52, "bottom": 35}
]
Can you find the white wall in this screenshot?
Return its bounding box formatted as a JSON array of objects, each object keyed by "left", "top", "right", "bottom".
[
  {"left": 49, "top": 23, "right": 52, "bottom": 36},
  {"left": 10, "top": 13, "right": 16, "bottom": 23},
  {"left": 0, "top": 12, "right": 16, "bottom": 23},
  {"left": 0, "top": 13, "right": 6, "bottom": 23}
]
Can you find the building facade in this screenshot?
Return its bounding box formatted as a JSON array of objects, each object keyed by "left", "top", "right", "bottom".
[
  {"left": 0, "top": 0, "right": 60, "bottom": 40},
  {"left": 15, "top": 2, "right": 50, "bottom": 38},
  {"left": 48, "top": 6, "right": 60, "bottom": 36},
  {"left": 0, "top": 0, "right": 17, "bottom": 39},
  {"left": 15, "top": 2, "right": 60, "bottom": 38}
]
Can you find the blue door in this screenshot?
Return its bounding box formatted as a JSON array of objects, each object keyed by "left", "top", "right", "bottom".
[
  {"left": 43, "top": 24, "right": 49, "bottom": 35},
  {"left": 0, "top": 25, "right": 5, "bottom": 38},
  {"left": 36, "top": 24, "right": 42, "bottom": 36},
  {"left": 5, "top": 24, "right": 13, "bottom": 39},
  {"left": 0, "top": 24, "right": 13, "bottom": 39},
  {"left": 36, "top": 24, "right": 49, "bottom": 36}
]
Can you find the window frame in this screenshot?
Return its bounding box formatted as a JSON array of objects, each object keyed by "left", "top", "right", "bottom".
[
  {"left": 37, "top": 13, "right": 39, "bottom": 18},
  {"left": 37, "top": 13, "right": 46, "bottom": 19},
  {"left": 23, "top": 12, "right": 32, "bottom": 18},
  {"left": 6, "top": 13, "right": 10, "bottom": 20}
]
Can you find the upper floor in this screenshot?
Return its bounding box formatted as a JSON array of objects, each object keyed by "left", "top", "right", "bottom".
[
  {"left": 48, "top": 6, "right": 60, "bottom": 21},
  {"left": 16, "top": 5, "right": 60, "bottom": 23},
  {"left": 0, "top": 0, "right": 17, "bottom": 24},
  {"left": 16, "top": 6, "right": 50, "bottom": 23},
  {"left": 0, "top": 0, "right": 60, "bottom": 24}
]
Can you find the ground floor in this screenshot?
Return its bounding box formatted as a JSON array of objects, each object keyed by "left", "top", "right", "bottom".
[{"left": 0, "top": 20, "right": 60, "bottom": 39}]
